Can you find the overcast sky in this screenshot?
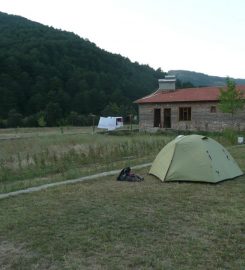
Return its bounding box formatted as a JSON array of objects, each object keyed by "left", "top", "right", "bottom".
[{"left": 1, "top": 0, "right": 245, "bottom": 78}]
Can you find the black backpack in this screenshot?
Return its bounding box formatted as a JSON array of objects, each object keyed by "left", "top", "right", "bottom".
[{"left": 117, "top": 167, "right": 131, "bottom": 181}]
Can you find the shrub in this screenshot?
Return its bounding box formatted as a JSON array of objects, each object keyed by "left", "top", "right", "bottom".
[{"left": 223, "top": 128, "right": 237, "bottom": 144}]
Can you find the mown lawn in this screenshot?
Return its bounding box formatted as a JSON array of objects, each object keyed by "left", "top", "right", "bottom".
[{"left": 0, "top": 144, "right": 244, "bottom": 269}]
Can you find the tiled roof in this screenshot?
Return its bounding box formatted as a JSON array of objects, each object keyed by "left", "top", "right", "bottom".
[{"left": 135, "top": 85, "right": 245, "bottom": 104}]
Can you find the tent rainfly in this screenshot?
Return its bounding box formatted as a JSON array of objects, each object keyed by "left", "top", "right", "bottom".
[{"left": 150, "top": 134, "right": 243, "bottom": 183}]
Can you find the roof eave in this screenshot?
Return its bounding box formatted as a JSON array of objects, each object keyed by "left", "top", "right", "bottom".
[{"left": 136, "top": 99, "right": 220, "bottom": 104}]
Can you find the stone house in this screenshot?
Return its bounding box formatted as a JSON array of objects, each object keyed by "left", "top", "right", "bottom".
[{"left": 135, "top": 76, "right": 245, "bottom": 132}]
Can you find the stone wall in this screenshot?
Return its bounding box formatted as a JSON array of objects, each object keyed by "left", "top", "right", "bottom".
[{"left": 138, "top": 102, "right": 245, "bottom": 132}]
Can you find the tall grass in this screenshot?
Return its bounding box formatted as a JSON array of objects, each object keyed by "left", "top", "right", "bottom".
[
  {"left": 1, "top": 127, "right": 244, "bottom": 193},
  {"left": 0, "top": 132, "right": 172, "bottom": 190}
]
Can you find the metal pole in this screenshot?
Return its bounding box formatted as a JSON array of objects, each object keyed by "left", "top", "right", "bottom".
[
  {"left": 92, "top": 115, "right": 95, "bottom": 134},
  {"left": 130, "top": 114, "right": 132, "bottom": 131}
]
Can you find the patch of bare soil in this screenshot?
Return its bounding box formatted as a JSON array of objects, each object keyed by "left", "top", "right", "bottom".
[
  {"left": 0, "top": 240, "right": 27, "bottom": 269},
  {"left": 0, "top": 240, "right": 59, "bottom": 270}
]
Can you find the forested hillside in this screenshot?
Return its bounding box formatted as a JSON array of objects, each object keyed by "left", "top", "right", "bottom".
[
  {"left": 0, "top": 12, "right": 166, "bottom": 127},
  {"left": 168, "top": 70, "right": 245, "bottom": 87}
]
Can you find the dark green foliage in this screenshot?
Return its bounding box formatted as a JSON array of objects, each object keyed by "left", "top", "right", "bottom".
[
  {"left": 0, "top": 12, "right": 166, "bottom": 126},
  {"left": 176, "top": 79, "right": 194, "bottom": 89},
  {"left": 7, "top": 109, "right": 23, "bottom": 127},
  {"left": 45, "top": 102, "right": 62, "bottom": 126}
]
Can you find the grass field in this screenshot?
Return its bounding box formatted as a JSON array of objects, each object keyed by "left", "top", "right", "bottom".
[
  {"left": 0, "top": 128, "right": 244, "bottom": 269},
  {"left": 0, "top": 127, "right": 173, "bottom": 193}
]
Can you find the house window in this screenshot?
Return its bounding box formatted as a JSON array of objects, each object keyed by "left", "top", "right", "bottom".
[
  {"left": 210, "top": 106, "right": 216, "bottom": 113},
  {"left": 179, "top": 107, "right": 191, "bottom": 121}
]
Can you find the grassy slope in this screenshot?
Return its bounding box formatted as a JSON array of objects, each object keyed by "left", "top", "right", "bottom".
[{"left": 0, "top": 146, "right": 244, "bottom": 269}]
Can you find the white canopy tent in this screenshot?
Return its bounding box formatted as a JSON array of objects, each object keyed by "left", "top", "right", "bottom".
[{"left": 98, "top": 116, "right": 123, "bottom": 131}]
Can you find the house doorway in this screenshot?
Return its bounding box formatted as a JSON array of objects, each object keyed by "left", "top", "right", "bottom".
[
  {"left": 163, "top": 108, "right": 171, "bottom": 128},
  {"left": 154, "top": 108, "right": 161, "bottom": 127}
]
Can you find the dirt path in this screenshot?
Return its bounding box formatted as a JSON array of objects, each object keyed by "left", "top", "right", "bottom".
[{"left": 0, "top": 163, "right": 152, "bottom": 200}]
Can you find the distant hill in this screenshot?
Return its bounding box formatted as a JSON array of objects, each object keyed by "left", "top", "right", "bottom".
[
  {"left": 0, "top": 12, "right": 166, "bottom": 127},
  {"left": 168, "top": 70, "right": 245, "bottom": 87}
]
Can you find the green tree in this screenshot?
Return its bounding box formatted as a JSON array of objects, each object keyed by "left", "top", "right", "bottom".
[
  {"left": 101, "top": 103, "right": 120, "bottom": 116},
  {"left": 68, "top": 111, "right": 79, "bottom": 126},
  {"left": 22, "top": 115, "right": 38, "bottom": 127},
  {"left": 45, "top": 102, "right": 62, "bottom": 126},
  {"left": 7, "top": 109, "right": 23, "bottom": 127},
  {"left": 28, "top": 93, "right": 46, "bottom": 113},
  {"left": 37, "top": 113, "right": 47, "bottom": 127},
  {"left": 218, "top": 78, "right": 244, "bottom": 122}
]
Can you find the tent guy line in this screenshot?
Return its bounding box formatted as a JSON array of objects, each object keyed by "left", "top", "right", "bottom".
[{"left": 0, "top": 163, "right": 152, "bottom": 200}]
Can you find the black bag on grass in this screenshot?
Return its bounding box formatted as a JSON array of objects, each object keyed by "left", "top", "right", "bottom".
[{"left": 117, "top": 167, "right": 144, "bottom": 182}]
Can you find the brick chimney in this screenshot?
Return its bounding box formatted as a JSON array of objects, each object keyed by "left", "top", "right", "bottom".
[{"left": 158, "top": 75, "right": 176, "bottom": 92}]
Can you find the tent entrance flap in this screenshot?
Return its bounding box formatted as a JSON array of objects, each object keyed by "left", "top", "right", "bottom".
[{"left": 149, "top": 139, "right": 176, "bottom": 181}]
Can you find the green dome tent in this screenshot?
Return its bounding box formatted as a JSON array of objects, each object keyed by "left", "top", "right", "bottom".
[{"left": 150, "top": 135, "right": 243, "bottom": 183}]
